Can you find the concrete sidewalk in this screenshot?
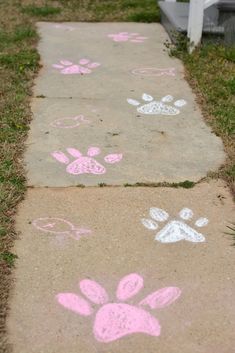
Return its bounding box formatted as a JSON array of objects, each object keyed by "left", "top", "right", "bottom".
[
  {"left": 8, "top": 183, "right": 235, "bottom": 353},
  {"left": 24, "top": 23, "right": 224, "bottom": 186},
  {"left": 7, "top": 22, "right": 234, "bottom": 353}
]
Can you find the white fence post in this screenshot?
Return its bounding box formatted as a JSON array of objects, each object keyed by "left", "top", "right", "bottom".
[
  {"left": 204, "top": 0, "right": 219, "bottom": 9},
  {"left": 187, "top": 0, "right": 204, "bottom": 52}
]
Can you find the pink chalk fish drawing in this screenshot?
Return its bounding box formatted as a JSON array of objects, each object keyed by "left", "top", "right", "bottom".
[
  {"left": 32, "top": 217, "right": 91, "bottom": 241},
  {"left": 51, "top": 147, "right": 123, "bottom": 175},
  {"left": 52, "top": 59, "right": 101, "bottom": 75},
  {"left": 132, "top": 67, "right": 176, "bottom": 77},
  {"left": 56, "top": 273, "right": 181, "bottom": 343},
  {"left": 50, "top": 115, "right": 90, "bottom": 129},
  {"left": 108, "top": 32, "right": 148, "bottom": 43}
]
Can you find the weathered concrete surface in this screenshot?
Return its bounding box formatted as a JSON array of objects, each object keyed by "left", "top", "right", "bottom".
[
  {"left": 34, "top": 22, "right": 185, "bottom": 99},
  {"left": 25, "top": 98, "right": 225, "bottom": 186},
  {"left": 8, "top": 181, "right": 235, "bottom": 353},
  {"left": 8, "top": 22, "right": 232, "bottom": 353},
  {"left": 24, "top": 22, "right": 225, "bottom": 186}
]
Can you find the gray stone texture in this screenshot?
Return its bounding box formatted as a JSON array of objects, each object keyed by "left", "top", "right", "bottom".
[
  {"left": 24, "top": 22, "right": 225, "bottom": 186},
  {"left": 8, "top": 182, "right": 235, "bottom": 353},
  {"left": 8, "top": 23, "right": 234, "bottom": 353}
]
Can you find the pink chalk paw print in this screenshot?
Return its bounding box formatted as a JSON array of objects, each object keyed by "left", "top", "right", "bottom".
[
  {"left": 51, "top": 147, "right": 123, "bottom": 175},
  {"left": 56, "top": 273, "right": 181, "bottom": 343},
  {"left": 108, "top": 32, "right": 148, "bottom": 43},
  {"left": 52, "top": 59, "right": 101, "bottom": 75}
]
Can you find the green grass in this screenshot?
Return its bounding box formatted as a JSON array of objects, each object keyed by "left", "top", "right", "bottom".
[
  {"left": 225, "top": 223, "right": 235, "bottom": 244},
  {"left": 177, "top": 180, "right": 195, "bottom": 188},
  {"left": 0, "top": 49, "right": 39, "bottom": 72},
  {"left": 128, "top": 11, "right": 160, "bottom": 22},
  {"left": 21, "top": 5, "right": 61, "bottom": 16},
  {"left": 0, "top": 4, "right": 41, "bottom": 349},
  {"left": 123, "top": 180, "right": 196, "bottom": 188},
  {"left": 0, "top": 26, "right": 37, "bottom": 47},
  {"left": 49, "top": 0, "right": 159, "bottom": 22},
  {"left": 0, "top": 252, "right": 18, "bottom": 267},
  {"left": 98, "top": 183, "right": 107, "bottom": 187},
  {"left": 166, "top": 35, "right": 235, "bottom": 189}
]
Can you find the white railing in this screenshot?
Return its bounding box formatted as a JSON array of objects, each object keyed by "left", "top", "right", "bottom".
[
  {"left": 204, "top": 0, "right": 219, "bottom": 9},
  {"left": 165, "top": 0, "right": 220, "bottom": 52},
  {"left": 188, "top": 0, "right": 220, "bottom": 51},
  {"left": 187, "top": 0, "right": 205, "bottom": 52}
]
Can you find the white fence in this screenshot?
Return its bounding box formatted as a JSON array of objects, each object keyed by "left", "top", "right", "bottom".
[{"left": 165, "top": 0, "right": 219, "bottom": 51}]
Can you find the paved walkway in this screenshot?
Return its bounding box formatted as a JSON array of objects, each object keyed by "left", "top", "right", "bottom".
[{"left": 8, "top": 23, "right": 235, "bottom": 353}]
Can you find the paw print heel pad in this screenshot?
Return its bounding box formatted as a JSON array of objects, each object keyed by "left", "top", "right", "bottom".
[{"left": 56, "top": 273, "right": 181, "bottom": 343}]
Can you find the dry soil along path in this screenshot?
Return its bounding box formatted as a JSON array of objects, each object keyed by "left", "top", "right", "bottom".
[
  {"left": 25, "top": 22, "right": 225, "bottom": 186},
  {"left": 7, "top": 23, "right": 235, "bottom": 353}
]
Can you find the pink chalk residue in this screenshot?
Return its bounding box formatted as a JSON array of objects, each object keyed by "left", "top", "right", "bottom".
[
  {"left": 132, "top": 67, "right": 176, "bottom": 77},
  {"left": 94, "top": 303, "right": 161, "bottom": 342},
  {"left": 87, "top": 147, "right": 101, "bottom": 157},
  {"left": 51, "top": 115, "right": 90, "bottom": 129},
  {"left": 52, "top": 59, "right": 101, "bottom": 75},
  {"left": 139, "top": 287, "right": 181, "bottom": 309},
  {"left": 56, "top": 273, "right": 181, "bottom": 343},
  {"left": 32, "top": 217, "right": 91, "bottom": 241},
  {"left": 80, "top": 279, "right": 109, "bottom": 304},
  {"left": 116, "top": 273, "right": 143, "bottom": 301},
  {"left": 51, "top": 147, "right": 123, "bottom": 176},
  {"left": 57, "top": 293, "right": 93, "bottom": 316},
  {"left": 54, "top": 24, "right": 75, "bottom": 31},
  {"left": 104, "top": 154, "right": 123, "bottom": 164},
  {"left": 108, "top": 32, "right": 148, "bottom": 43}
]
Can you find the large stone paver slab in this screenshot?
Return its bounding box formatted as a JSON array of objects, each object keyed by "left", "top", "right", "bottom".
[
  {"left": 25, "top": 98, "right": 224, "bottom": 186},
  {"left": 34, "top": 22, "right": 182, "bottom": 99},
  {"left": 25, "top": 22, "right": 225, "bottom": 186},
  {"left": 8, "top": 181, "right": 235, "bottom": 353}
]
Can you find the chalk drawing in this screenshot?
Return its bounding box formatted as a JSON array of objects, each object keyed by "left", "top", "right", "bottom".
[
  {"left": 50, "top": 115, "right": 90, "bottom": 129},
  {"left": 127, "top": 94, "right": 187, "bottom": 115},
  {"left": 132, "top": 68, "right": 176, "bottom": 77},
  {"left": 52, "top": 59, "right": 101, "bottom": 75},
  {"left": 51, "top": 147, "right": 123, "bottom": 175},
  {"left": 108, "top": 32, "right": 148, "bottom": 43},
  {"left": 53, "top": 24, "right": 75, "bottom": 31},
  {"left": 56, "top": 273, "right": 181, "bottom": 343},
  {"left": 32, "top": 217, "right": 91, "bottom": 241},
  {"left": 141, "top": 207, "right": 209, "bottom": 243}
]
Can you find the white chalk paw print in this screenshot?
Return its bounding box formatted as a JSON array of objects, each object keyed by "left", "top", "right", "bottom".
[
  {"left": 52, "top": 59, "right": 101, "bottom": 75},
  {"left": 51, "top": 147, "right": 123, "bottom": 175},
  {"left": 127, "top": 93, "right": 187, "bottom": 115},
  {"left": 56, "top": 273, "right": 181, "bottom": 343},
  {"left": 141, "top": 207, "right": 209, "bottom": 243}
]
